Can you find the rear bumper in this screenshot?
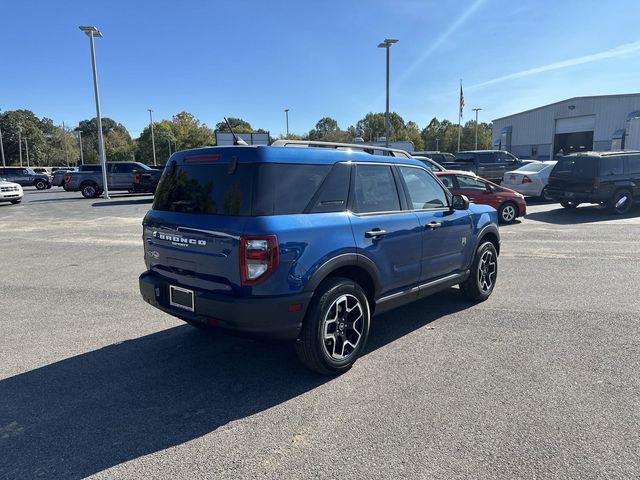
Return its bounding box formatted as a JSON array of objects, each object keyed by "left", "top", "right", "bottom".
[
  {"left": 546, "top": 189, "right": 604, "bottom": 203},
  {"left": 139, "top": 271, "right": 312, "bottom": 341},
  {"left": 501, "top": 182, "right": 543, "bottom": 197}
]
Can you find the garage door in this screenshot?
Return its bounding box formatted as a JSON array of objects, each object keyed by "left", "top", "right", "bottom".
[{"left": 555, "top": 115, "right": 596, "bottom": 134}]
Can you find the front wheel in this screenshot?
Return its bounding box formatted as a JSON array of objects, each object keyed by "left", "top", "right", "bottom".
[
  {"left": 608, "top": 189, "right": 633, "bottom": 215},
  {"left": 498, "top": 202, "right": 518, "bottom": 224},
  {"left": 560, "top": 200, "right": 580, "bottom": 209},
  {"left": 296, "top": 277, "right": 370, "bottom": 375},
  {"left": 460, "top": 241, "right": 498, "bottom": 301},
  {"left": 34, "top": 180, "right": 47, "bottom": 190}
]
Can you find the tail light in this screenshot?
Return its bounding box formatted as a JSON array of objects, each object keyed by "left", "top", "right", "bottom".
[
  {"left": 63, "top": 175, "right": 71, "bottom": 183},
  {"left": 593, "top": 177, "right": 600, "bottom": 191},
  {"left": 134, "top": 171, "right": 141, "bottom": 184},
  {"left": 521, "top": 175, "right": 532, "bottom": 184},
  {"left": 240, "top": 235, "right": 279, "bottom": 285}
]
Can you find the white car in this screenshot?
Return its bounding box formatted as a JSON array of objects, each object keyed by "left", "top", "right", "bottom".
[
  {"left": 0, "top": 178, "right": 24, "bottom": 204},
  {"left": 502, "top": 161, "right": 557, "bottom": 200}
]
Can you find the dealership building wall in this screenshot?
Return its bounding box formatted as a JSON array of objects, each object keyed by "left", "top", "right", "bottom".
[{"left": 491, "top": 94, "right": 640, "bottom": 159}]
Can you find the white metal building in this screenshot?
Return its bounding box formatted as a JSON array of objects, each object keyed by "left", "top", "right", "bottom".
[{"left": 492, "top": 93, "right": 640, "bottom": 159}]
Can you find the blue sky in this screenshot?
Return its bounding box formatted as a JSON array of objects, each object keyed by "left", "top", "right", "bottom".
[{"left": 2, "top": 0, "right": 640, "bottom": 138}]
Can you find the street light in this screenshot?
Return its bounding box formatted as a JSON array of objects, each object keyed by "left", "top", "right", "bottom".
[
  {"left": 77, "top": 130, "right": 84, "bottom": 165},
  {"left": 17, "top": 125, "right": 22, "bottom": 167},
  {"left": 148, "top": 108, "right": 157, "bottom": 166},
  {"left": 24, "top": 138, "right": 29, "bottom": 167},
  {"left": 0, "top": 108, "right": 5, "bottom": 167},
  {"left": 284, "top": 109, "right": 289, "bottom": 137},
  {"left": 377, "top": 38, "right": 398, "bottom": 148},
  {"left": 472, "top": 108, "right": 482, "bottom": 150},
  {"left": 62, "top": 121, "right": 69, "bottom": 167},
  {"left": 79, "top": 25, "right": 109, "bottom": 198}
]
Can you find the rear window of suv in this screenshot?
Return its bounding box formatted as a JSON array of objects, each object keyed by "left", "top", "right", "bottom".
[
  {"left": 153, "top": 163, "right": 333, "bottom": 216},
  {"left": 552, "top": 156, "right": 597, "bottom": 177}
]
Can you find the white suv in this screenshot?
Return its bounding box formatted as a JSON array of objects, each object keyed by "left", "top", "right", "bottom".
[{"left": 0, "top": 178, "right": 24, "bottom": 204}]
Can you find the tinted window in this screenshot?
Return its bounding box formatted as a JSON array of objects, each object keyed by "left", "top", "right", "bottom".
[
  {"left": 478, "top": 153, "right": 495, "bottom": 164},
  {"left": 497, "top": 152, "right": 518, "bottom": 163},
  {"left": 517, "top": 163, "right": 548, "bottom": 173},
  {"left": 154, "top": 164, "right": 255, "bottom": 215},
  {"left": 599, "top": 157, "right": 624, "bottom": 176},
  {"left": 552, "top": 157, "right": 597, "bottom": 178},
  {"left": 454, "top": 153, "right": 475, "bottom": 162},
  {"left": 456, "top": 175, "right": 487, "bottom": 190},
  {"left": 254, "top": 164, "right": 330, "bottom": 215},
  {"left": 399, "top": 167, "right": 448, "bottom": 210},
  {"left": 310, "top": 162, "right": 351, "bottom": 213},
  {"left": 352, "top": 165, "right": 400, "bottom": 214},
  {"left": 111, "top": 163, "right": 137, "bottom": 174},
  {"left": 80, "top": 165, "right": 101, "bottom": 172},
  {"left": 628, "top": 155, "right": 640, "bottom": 174}
]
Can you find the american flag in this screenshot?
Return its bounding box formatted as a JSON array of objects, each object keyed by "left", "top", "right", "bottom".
[{"left": 459, "top": 82, "right": 465, "bottom": 118}]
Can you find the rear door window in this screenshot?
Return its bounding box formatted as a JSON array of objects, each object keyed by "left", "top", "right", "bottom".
[
  {"left": 599, "top": 157, "right": 624, "bottom": 176},
  {"left": 455, "top": 153, "right": 475, "bottom": 163},
  {"left": 351, "top": 164, "right": 401, "bottom": 214},
  {"left": 478, "top": 153, "right": 495, "bottom": 164},
  {"left": 456, "top": 175, "right": 487, "bottom": 190},
  {"left": 627, "top": 155, "right": 640, "bottom": 174}
]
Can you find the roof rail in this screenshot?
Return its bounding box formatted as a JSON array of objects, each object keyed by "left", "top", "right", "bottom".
[{"left": 271, "top": 139, "right": 412, "bottom": 158}]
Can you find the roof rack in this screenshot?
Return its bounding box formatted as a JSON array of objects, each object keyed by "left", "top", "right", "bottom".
[{"left": 271, "top": 139, "right": 412, "bottom": 158}]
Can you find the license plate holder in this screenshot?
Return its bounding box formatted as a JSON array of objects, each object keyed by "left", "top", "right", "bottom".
[{"left": 169, "top": 285, "right": 194, "bottom": 312}]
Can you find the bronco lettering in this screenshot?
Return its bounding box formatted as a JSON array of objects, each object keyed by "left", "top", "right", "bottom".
[{"left": 152, "top": 231, "right": 206, "bottom": 246}]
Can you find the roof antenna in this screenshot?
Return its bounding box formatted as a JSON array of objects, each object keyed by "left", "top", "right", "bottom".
[{"left": 224, "top": 117, "right": 248, "bottom": 145}]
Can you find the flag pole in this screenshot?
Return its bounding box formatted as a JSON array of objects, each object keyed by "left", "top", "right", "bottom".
[{"left": 457, "top": 79, "right": 462, "bottom": 152}]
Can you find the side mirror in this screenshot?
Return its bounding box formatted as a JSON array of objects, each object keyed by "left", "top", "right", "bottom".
[{"left": 451, "top": 194, "right": 470, "bottom": 210}]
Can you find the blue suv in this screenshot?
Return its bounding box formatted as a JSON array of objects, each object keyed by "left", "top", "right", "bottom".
[{"left": 139, "top": 141, "right": 500, "bottom": 374}]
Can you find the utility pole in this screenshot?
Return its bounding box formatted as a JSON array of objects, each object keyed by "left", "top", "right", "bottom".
[
  {"left": 62, "top": 121, "right": 69, "bottom": 166},
  {"left": 436, "top": 138, "right": 439, "bottom": 151},
  {"left": 378, "top": 38, "right": 398, "bottom": 149},
  {"left": 284, "top": 109, "right": 289, "bottom": 137},
  {"left": 148, "top": 109, "right": 157, "bottom": 166},
  {"left": 472, "top": 108, "right": 482, "bottom": 150},
  {"left": 78, "top": 131, "right": 84, "bottom": 164}
]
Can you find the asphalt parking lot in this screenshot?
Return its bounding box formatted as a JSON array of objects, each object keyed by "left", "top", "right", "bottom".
[{"left": 1, "top": 187, "right": 639, "bottom": 479}]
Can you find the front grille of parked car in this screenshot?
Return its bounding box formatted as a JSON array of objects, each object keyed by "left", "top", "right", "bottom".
[{"left": 1, "top": 186, "right": 19, "bottom": 192}]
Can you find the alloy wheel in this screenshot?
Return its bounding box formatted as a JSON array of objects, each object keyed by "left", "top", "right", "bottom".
[
  {"left": 477, "top": 250, "right": 497, "bottom": 293},
  {"left": 322, "top": 294, "right": 364, "bottom": 360},
  {"left": 501, "top": 204, "right": 516, "bottom": 222}
]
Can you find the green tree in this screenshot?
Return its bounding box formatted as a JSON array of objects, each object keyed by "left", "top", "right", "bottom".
[
  {"left": 356, "top": 112, "right": 407, "bottom": 143},
  {"left": 77, "top": 117, "right": 134, "bottom": 163},
  {"left": 215, "top": 117, "right": 253, "bottom": 133},
  {"left": 136, "top": 120, "right": 176, "bottom": 165},
  {"left": 308, "top": 117, "right": 351, "bottom": 142},
  {"left": 171, "top": 112, "right": 214, "bottom": 149}
]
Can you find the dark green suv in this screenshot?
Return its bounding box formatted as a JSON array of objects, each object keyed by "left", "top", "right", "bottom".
[{"left": 547, "top": 151, "right": 640, "bottom": 214}]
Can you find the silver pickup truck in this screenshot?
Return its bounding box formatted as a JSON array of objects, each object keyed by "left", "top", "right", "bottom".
[{"left": 64, "top": 162, "right": 163, "bottom": 198}]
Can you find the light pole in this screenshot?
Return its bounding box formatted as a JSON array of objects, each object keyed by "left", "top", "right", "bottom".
[
  {"left": 24, "top": 138, "right": 30, "bottom": 167},
  {"left": 284, "top": 109, "right": 289, "bottom": 137},
  {"left": 377, "top": 38, "right": 398, "bottom": 148},
  {"left": 17, "top": 125, "right": 22, "bottom": 167},
  {"left": 436, "top": 137, "right": 439, "bottom": 151},
  {"left": 148, "top": 108, "right": 157, "bottom": 166},
  {"left": 62, "top": 121, "right": 69, "bottom": 167},
  {"left": 472, "top": 108, "right": 482, "bottom": 150},
  {"left": 79, "top": 25, "right": 109, "bottom": 198},
  {"left": 77, "top": 131, "right": 84, "bottom": 164},
  {"left": 0, "top": 109, "right": 5, "bottom": 167}
]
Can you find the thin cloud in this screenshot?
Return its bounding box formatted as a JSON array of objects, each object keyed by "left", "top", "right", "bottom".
[
  {"left": 468, "top": 40, "right": 640, "bottom": 90},
  {"left": 397, "top": 0, "right": 487, "bottom": 84}
]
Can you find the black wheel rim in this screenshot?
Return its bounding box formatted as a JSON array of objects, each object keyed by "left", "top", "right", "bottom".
[
  {"left": 322, "top": 294, "right": 364, "bottom": 360},
  {"left": 477, "top": 250, "right": 497, "bottom": 293},
  {"left": 84, "top": 186, "right": 95, "bottom": 197}
]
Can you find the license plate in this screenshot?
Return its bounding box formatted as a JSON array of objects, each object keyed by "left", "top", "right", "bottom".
[{"left": 169, "top": 285, "right": 194, "bottom": 312}]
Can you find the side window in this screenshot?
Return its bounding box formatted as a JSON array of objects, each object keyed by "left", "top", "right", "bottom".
[
  {"left": 352, "top": 165, "right": 401, "bottom": 214},
  {"left": 478, "top": 153, "right": 495, "bottom": 164},
  {"left": 456, "top": 175, "right": 487, "bottom": 191},
  {"left": 600, "top": 157, "right": 624, "bottom": 176},
  {"left": 438, "top": 175, "right": 456, "bottom": 189},
  {"left": 112, "top": 163, "right": 136, "bottom": 174},
  {"left": 627, "top": 155, "right": 640, "bottom": 174},
  {"left": 399, "top": 166, "right": 448, "bottom": 210},
  {"left": 310, "top": 162, "right": 351, "bottom": 213}
]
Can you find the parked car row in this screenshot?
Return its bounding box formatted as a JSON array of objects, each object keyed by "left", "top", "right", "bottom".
[{"left": 63, "top": 162, "right": 164, "bottom": 198}]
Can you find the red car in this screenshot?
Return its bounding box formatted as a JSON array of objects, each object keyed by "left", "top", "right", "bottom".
[{"left": 435, "top": 170, "right": 526, "bottom": 224}]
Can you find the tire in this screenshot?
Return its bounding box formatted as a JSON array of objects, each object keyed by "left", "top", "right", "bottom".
[
  {"left": 607, "top": 189, "right": 633, "bottom": 215},
  {"left": 560, "top": 200, "right": 580, "bottom": 209},
  {"left": 295, "top": 277, "right": 370, "bottom": 375},
  {"left": 498, "top": 201, "right": 518, "bottom": 224},
  {"left": 80, "top": 182, "right": 100, "bottom": 199},
  {"left": 46, "top": 184, "right": 52, "bottom": 189},
  {"left": 11, "top": 199, "right": 22, "bottom": 204},
  {"left": 34, "top": 179, "right": 47, "bottom": 190},
  {"left": 540, "top": 186, "right": 553, "bottom": 202},
  {"left": 459, "top": 241, "right": 498, "bottom": 302}
]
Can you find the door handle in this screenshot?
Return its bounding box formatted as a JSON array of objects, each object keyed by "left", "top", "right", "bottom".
[
  {"left": 365, "top": 229, "right": 386, "bottom": 238},
  {"left": 426, "top": 221, "right": 442, "bottom": 230}
]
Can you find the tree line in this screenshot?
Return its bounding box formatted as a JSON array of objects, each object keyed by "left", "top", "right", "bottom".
[{"left": 0, "top": 109, "right": 492, "bottom": 166}]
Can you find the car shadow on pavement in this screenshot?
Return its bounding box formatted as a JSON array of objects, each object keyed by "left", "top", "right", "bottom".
[
  {"left": 0, "top": 288, "right": 470, "bottom": 478},
  {"left": 525, "top": 205, "right": 640, "bottom": 225}
]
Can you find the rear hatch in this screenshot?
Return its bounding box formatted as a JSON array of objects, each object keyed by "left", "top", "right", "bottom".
[
  {"left": 143, "top": 157, "right": 255, "bottom": 294},
  {"left": 548, "top": 156, "right": 598, "bottom": 193}
]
